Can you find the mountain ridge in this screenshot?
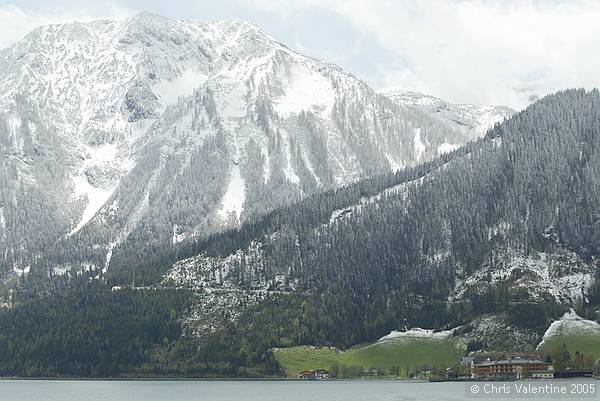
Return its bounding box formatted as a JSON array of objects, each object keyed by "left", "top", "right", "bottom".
[
  {"left": 0, "top": 12, "right": 509, "bottom": 278},
  {"left": 379, "top": 88, "right": 515, "bottom": 150}
]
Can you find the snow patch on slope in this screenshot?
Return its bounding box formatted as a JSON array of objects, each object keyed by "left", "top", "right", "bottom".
[
  {"left": 13, "top": 265, "right": 30, "bottom": 276},
  {"left": 261, "top": 145, "right": 271, "bottom": 184},
  {"left": 172, "top": 224, "right": 187, "bottom": 245},
  {"left": 377, "top": 327, "right": 455, "bottom": 343},
  {"left": 68, "top": 143, "right": 127, "bottom": 236},
  {"left": 274, "top": 65, "right": 334, "bottom": 117},
  {"left": 278, "top": 129, "right": 300, "bottom": 185},
  {"left": 301, "top": 150, "right": 321, "bottom": 185},
  {"left": 413, "top": 128, "right": 426, "bottom": 160},
  {"left": 88, "top": 143, "right": 119, "bottom": 163},
  {"left": 385, "top": 153, "right": 404, "bottom": 172},
  {"left": 538, "top": 309, "right": 600, "bottom": 349},
  {"left": 438, "top": 142, "right": 460, "bottom": 155},
  {"left": 218, "top": 163, "right": 246, "bottom": 221},
  {"left": 69, "top": 175, "right": 116, "bottom": 236},
  {"left": 153, "top": 70, "right": 208, "bottom": 107}
]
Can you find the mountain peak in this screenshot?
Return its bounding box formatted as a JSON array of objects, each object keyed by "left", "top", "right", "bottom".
[
  {"left": 119, "top": 12, "right": 273, "bottom": 42},
  {"left": 378, "top": 88, "right": 444, "bottom": 106},
  {"left": 121, "top": 11, "right": 175, "bottom": 28},
  {"left": 0, "top": 11, "right": 510, "bottom": 279},
  {"left": 129, "top": 11, "right": 165, "bottom": 20}
]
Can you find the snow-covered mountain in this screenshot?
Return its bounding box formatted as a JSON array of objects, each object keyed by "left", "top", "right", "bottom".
[
  {"left": 0, "top": 12, "right": 509, "bottom": 277},
  {"left": 379, "top": 88, "right": 514, "bottom": 154}
]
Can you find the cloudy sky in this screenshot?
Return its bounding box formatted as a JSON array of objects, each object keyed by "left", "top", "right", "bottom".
[{"left": 1, "top": 0, "right": 599, "bottom": 109}]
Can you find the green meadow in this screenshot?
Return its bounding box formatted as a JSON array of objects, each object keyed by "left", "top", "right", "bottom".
[
  {"left": 537, "top": 333, "right": 600, "bottom": 361},
  {"left": 274, "top": 336, "right": 462, "bottom": 377}
]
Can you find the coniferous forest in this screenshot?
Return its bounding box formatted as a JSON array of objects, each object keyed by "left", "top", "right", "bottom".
[{"left": 1, "top": 89, "right": 600, "bottom": 377}]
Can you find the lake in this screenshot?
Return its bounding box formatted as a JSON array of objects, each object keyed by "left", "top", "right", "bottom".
[{"left": 1, "top": 380, "right": 598, "bottom": 401}]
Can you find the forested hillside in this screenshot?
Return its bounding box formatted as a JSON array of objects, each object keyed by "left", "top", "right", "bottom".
[
  {"left": 2, "top": 89, "right": 599, "bottom": 377},
  {"left": 163, "top": 89, "right": 600, "bottom": 350},
  {"left": 0, "top": 276, "right": 193, "bottom": 376}
]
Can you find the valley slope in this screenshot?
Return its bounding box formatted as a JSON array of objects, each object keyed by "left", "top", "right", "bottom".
[
  {"left": 2, "top": 89, "right": 599, "bottom": 379},
  {"left": 2, "top": 12, "right": 599, "bottom": 380},
  {"left": 162, "top": 89, "right": 600, "bottom": 362}
]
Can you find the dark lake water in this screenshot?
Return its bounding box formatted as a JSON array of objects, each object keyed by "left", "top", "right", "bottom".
[{"left": 0, "top": 379, "right": 598, "bottom": 401}]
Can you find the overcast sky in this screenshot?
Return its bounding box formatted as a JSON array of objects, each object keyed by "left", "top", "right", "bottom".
[{"left": 1, "top": 0, "right": 599, "bottom": 109}]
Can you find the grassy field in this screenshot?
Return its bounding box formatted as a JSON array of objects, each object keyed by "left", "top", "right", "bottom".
[
  {"left": 537, "top": 333, "right": 600, "bottom": 361},
  {"left": 536, "top": 310, "right": 600, "bottom": 363},
  {"left": 274, "top": 336, "right": 463, "bottom": 377}
]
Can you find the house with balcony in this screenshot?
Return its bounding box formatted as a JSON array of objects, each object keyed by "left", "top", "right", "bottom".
[{"left": 472, "top": 353, "right": 553, "bottom": 379}]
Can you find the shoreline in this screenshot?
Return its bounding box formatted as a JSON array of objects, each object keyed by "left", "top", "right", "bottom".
[
  {"left": 0, "top": 377, "right": 422, "bottom": 382},
  {"left": 1, "top": 376, "right": 596, "bottom": 382}
]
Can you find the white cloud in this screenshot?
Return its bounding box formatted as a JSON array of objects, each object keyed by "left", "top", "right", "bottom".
[
  {"left": 3, "top": 1, "right": 599, "bottom": 109},
  {"left": 0, "top": 3, "right": 134, "bottom": 49},
  {"left": 243, "top": 0, "right": 600, "bottom": 109}
]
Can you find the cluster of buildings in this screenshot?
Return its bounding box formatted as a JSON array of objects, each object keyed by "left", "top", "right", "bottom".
[
  {"left": 297, "top": 367, "right": 384, "bottom": 379},
  {"left": 297, "top": 352, "right": 597, "bottom": 380},
  {"left": 297, "top": 369, "right": 330, "bottom": 380},
  {"left": 457, "top": 353, "right": 555, "bottom": 379}
]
